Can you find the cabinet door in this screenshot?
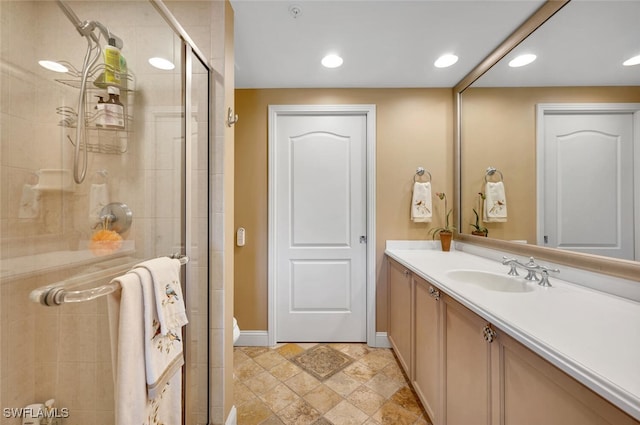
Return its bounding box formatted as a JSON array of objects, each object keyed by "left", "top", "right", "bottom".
[
  {"left": 444, "top": 296, "right": 491, "bottom": 425},
  {"left": 414, "top": 277, "right": 441, "bottom": 424},
  {"left": 494, "top": 331, "right": 640, "bottom": 425},
  {"left": 387, "top": 258, "right": 413, "bottom": 377}
]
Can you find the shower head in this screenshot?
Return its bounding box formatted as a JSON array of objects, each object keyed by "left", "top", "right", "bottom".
[{"left": 56, "top": 0, "right": 124, "bottom": 50}]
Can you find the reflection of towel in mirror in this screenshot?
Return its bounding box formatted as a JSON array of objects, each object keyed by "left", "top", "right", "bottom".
[
  {"left": 483, "top": 182, "right": 507, "bottom": 222},
  {"left": 18, "top": 184, "right": 41, "bottom": 219},
  {"left": 411, "top": 182, "right": 432, "bottom": 223}
]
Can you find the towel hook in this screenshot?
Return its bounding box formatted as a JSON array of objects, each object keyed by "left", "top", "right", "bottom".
[
  {"left": 414, "top": 167, "right": 432, "bottom": 183},
  {"left": 226, "top": 107, "right": 238, "bottom": 127},
  {"left": 485, "top": 166, "right": 504, "bottom": 183}
]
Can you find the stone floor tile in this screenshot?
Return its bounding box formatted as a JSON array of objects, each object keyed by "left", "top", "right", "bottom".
[
  {"left": 285, "top": 371, "right": 322, "bottom": 396},
  {"left": 277, "top": 399, "right": 321, "bottom": 425},
  {"left": 270, "top": 360, "right": 304, "bottom": 381},
  {"left": 364, "top": 373, "right": 404, "bottom": 399},
  {"left": 324, "top": 400, "right": 369, "bottom": 425},
  {"left": 246, "top": 370, "right": 281, "bottom": 396},
  {"left": 237, "top": 398, "right": 273, "bottom": 425},
  {"left": 390, "top": 386, "right": 425, "bottom": 417},
  {"left": 347, "top": 385, "right": 387, "bottom": 416},
  {"left": 324, "top": 371, "right": 362, "bottom": 397},
  {"left": 255, "top": 350, "right": 288, "bottom": 370},
  {"left": 235, "top": 359, "right": 266, "bottom": 382},
  {"left": 343, "top": 361, "right": 378, "bottom": 383},
  {"left": 277, "top": 343, "right": 306, "bottom": 359},
  {"left": 303, "top": 384, "right": 343, "bottom": 414},
  {"left": 372, "top": 400, "right": 419, "bottom": 425},
  {"left": 260, "top": 383, "right": 300, "bottom": 413}
]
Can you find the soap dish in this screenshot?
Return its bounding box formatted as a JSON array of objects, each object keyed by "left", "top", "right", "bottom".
[{"left": 33, "top": 169, "right": 75, "bottom": 192}]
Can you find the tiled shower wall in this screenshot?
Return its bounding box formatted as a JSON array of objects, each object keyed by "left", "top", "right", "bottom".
[{"left": 1, "top": 1, "right": 221, "bottom": 423}]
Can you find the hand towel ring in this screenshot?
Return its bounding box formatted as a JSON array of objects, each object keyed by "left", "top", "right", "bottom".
[
  {"left": 414, "top": 167, "right": 432, "bottom": 183},
  {"left": 485, "top": 166, "right": 504, "bottom": 183}
]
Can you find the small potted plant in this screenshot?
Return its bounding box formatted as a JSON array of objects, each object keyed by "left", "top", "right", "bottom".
[
  {"left": 429, "top": 192, "right": 456, "bottom": 251},
  {"left": 470, "top": 208, "right": 488, "bottom": 237}
]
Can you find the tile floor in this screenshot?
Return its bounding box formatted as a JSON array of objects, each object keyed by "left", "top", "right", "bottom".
[{"left": 234, "top": 343, "right": 432, "bottom": 425}]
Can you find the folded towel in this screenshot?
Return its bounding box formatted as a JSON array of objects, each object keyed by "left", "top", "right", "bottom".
[
  {"left": 132, "top": 267, "right": 185, "bottom": 399},
  {"left": 483, "top": 181, "right": 508, "bottom": 222},
  {"left": 134, "top": 257, "right": 188, "bottom": 335},
  {"left": 411, "top": 182, "right": 433, "bottom": 223},
  {"left": 107, "top": 273, "right": 148, "bottom": 425},
  {"left": 89, "top": 183, "right": 109, "bottom": 223},
  {"left": 18, "top": 184, "right": 41, "bottom": 219},
  {"left": 107, "top": 271, "right": 183, "bottom": 425}
]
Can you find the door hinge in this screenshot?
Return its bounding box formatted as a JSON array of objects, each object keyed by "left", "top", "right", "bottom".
[
  {"left": 360, "top": 235, "right": 367, "bottom": 244},
  {"left": 544, "top": 235, "right": 549, "bottom": 244}
]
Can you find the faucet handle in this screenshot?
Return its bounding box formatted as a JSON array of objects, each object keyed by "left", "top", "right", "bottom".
[
  {"left": 537, "top": 266, "right": 559, "bottom": 287},
  {"left": 502, "top": 257, "right": 520, "bottom": 276}
]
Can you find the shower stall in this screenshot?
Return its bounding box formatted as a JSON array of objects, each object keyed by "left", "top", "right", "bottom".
[{"left": 1, "top": 1, "right": 215, "bottom": 423}]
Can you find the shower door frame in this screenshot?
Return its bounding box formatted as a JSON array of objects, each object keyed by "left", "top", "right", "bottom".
[{"left": 151, "top": 1, "right": 213, "bottom": 423}]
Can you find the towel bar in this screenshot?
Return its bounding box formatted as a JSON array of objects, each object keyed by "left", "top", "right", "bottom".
[{"left": 29, "top": 254, "right": 189, "bottom": 306}]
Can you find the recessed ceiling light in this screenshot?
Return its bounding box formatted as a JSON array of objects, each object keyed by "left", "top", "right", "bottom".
[
  {"left": 148, "top": 57, "right": 175, "bottom": 70},
  {"left": 508, "top": 54, "right": 537, "bottom": 68},
  {"left": 623, "top": 54, "right": 640, "bottom": 66},
  {"left": 321, "top": 54, "right": 343, "bottom": 69},
  {"left": 38, "top": 60, "right": 69, "bottom": 73},
  {"left": 434, "top": 54, "right": 458, "bottom": 68}
]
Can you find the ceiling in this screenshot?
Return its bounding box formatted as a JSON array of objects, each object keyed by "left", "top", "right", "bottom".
[{"left": 230, "top": 0, "right": 546, "bottom": 89}]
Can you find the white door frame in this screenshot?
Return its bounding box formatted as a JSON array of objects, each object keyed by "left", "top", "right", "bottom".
[
  {"left": 536, "top": 103, "right": 640, "bottom": 259},
  {"left": 268, "top": 104, "right": 377, "bottom": 346}
]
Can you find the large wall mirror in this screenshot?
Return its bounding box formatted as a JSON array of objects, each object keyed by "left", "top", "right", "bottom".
[{"left": 457, "top": 0, "right": 640, "bottom": 279}]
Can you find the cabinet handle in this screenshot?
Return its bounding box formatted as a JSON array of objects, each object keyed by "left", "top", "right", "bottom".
[
  {"left": 428, "top": 286, "right": 441, "bottom": 301},
  {"left": 482, "top": 324, "right": 497, "bottom": 343},
  {"left": 403, "top": 270, "right": 410, "bottom": 277}
]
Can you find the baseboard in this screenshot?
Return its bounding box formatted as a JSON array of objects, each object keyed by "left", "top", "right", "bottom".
[
  {"left": 225, "top": 406, "right": 237, "bottom": 425},
  {"left": 235, "top": 330, "right": 270, "bottom": 347},
  {"left": 374, "top": 332, "right": 391, "bottom": 348}
]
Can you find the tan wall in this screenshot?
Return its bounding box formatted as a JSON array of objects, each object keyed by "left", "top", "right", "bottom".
[
  {"left": 460, "top": 86, "right": 640, "bottom": 243},
  {"left": 234, "top": 88, "right": 454, "bottom": 333}
]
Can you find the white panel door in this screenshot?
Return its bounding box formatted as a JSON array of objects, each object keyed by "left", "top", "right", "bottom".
[
  {"left": 543, "top": 113, "right": 634, "bottom": 260},
  {"left": 274, "top": 113, "right": 367, "bottom": 342}
]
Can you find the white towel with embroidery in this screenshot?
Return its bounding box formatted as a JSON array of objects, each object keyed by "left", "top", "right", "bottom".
[
  {"left": 89, "top": 183, "right": 109, "bottom": 223},
  {"left": 18, "top": 184, "right": 41, "bottom": 219},
  {"left": 483, "top": 181, "right": 508, "bottom": 222},
  {"left": 134, "top": 257, "right": 188, "bottom": 336},
  {"left": 411, "top": 182, "right": 433, "bottom": 223},
  {"left": 107, "top": 270, "right": 183, "bottom": 425}
]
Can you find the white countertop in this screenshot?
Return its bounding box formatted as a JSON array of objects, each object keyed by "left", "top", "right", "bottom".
[{"left": 385, "top": 241, "right": 640, "bottom": 421}]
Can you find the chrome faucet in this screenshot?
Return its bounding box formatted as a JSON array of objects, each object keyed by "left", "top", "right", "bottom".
[{"left": 501, "top": 256, "right": 560, "bottom": 287}]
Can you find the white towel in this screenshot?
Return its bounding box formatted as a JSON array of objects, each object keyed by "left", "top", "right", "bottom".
[
  {"left": 134, "top": 257, "right": 188, "bottom": 336},
  {"left": 107, "top": 271, "right": 183, "bottom": 425},
  {"left": 131, "top": 267, "right": 185, "bottom": 399},
  {"left": 89, "top": 183, "right": 109, "bottom": 223},
  {"left": 107, "top": 273, "right": 148, "bottom": 425},
  {"left": 18, "top": 184, "right": 41, "bottom": 219},
  {"left": 411, "top": 182, "right": 433, "bottom": 223},
  {"left": 483, "top": 181, "right": 508, "bottom": 222}
]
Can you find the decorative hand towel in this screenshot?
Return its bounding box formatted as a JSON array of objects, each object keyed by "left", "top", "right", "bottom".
[
  {"left": 107, "top": 273, "right": 148, "bottom": 425},
  {"left": 411, "top": 182, "right": 433, "bottom": 223},
  {"left": 134, "top": 257, "right": 188, "bottom": 336},
  {"left": 18, "top": 184, "right": 41, "bottom": 219},
  {"left": 107, "top": 270, "right": 183, "bottom": 425},
  {"left": 131, "top": 267, "right": 185, "bottom": 402},
  {"left": 89, "top": 183, "right": 109, "bottom": 223},
  {"left": 483, "top": 181, "right": 508, "bottom": 222}
]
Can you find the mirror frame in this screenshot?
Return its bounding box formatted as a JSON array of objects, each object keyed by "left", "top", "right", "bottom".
[{"left": 453, "top": 0, "right": 640, "bottom": 282}]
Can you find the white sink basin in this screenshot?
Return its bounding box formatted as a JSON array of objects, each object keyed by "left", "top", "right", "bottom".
[{"left": 446, "top": 270, "right": 534, "bottom": 293}]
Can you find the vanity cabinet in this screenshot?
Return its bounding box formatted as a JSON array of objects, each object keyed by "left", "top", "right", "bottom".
[
  {"left": 413, "top": 276, "right": 441, "bottom": 424},
  {"left": 387, "top": 258, "right": 413, "bottom": 376},
  {"left": 386, "top": 256, "right": 640, "bottom": 425}
]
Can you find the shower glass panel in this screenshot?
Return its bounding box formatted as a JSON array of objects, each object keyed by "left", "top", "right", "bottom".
[{"left": 0, "top": 1, "right": 210, "bottom": 424}]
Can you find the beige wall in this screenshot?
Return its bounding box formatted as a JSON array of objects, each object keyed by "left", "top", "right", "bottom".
[
  {"left": 234, "top": 88, "right": 454, "bottom": 333},
  {"left": 460, "top": 86, "right": 640, "bottom": 243}
]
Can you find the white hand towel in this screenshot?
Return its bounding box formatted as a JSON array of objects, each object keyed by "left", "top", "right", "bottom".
[
  {"left": 411, "top": 182, "right": 433, "bottom": 223},
  {"left": 18, "top": 184, "right": 41, "bottom": 219},
  {"left": 89, "top": 183, "right": 109, "bottom": 223},
  {"left": 107, "top": 271, "right": 183, "bottom": 425},
  {"left": 107, "top": 273, "right": 148, "bottom": 425},
  {"left": 131, "top": 267, "right": 185, "bottom": 400},
  {"left": 134, "top": 257, "right": 188, "bottom": 336},
  {"left": 483, "top": 181, "right": 508, "bottom": 222}
]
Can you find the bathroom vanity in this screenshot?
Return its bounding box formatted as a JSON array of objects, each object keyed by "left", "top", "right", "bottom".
[{"left": 385, "top": 241, "right": 640, "bottom": 425}]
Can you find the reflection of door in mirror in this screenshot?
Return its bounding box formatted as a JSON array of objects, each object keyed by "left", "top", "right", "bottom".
[{"left": 537, "top": 104, "right": 639, "bottom": 261}]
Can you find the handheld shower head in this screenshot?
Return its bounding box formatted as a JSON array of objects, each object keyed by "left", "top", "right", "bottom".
[{"left": 56, "top": 0, "right": 123, "bottom": 50}]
